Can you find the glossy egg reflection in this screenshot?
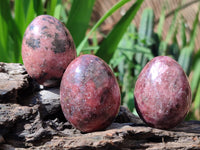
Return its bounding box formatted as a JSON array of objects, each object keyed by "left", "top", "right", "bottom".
[
  {"left": 60, "top": 54, "right": 121, "bottom": 132},
  {"left": 134, "top": 56, "right": 191, "bottom": 129}
]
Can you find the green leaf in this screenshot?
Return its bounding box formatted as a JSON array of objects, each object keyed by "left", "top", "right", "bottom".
[
  {"left": 33, "top": 0, "right": 43, "bottom": 16},
  {"left": 0, "top": 0, "right": 22, "bottom": 62},
  {"left": 0, "top": 2, "right": 8, "bottom": 54},
  {"left": 157, "top": 6, "right": 165, "bottom": 39},
  {"left": 14, "top": 0, "right": 39, "bottom": 63},
  {"left": 165, "top": 11, "right": 178, "bottom": 43},
  {"left": 118, "top": 46, "right": 154, "bottom": 60},
  {"left": 118, "top": 24, "right": 137, "bottom": 53},
  {"left": 76, "top": 0, "right": 131, "bottom": 55},
  {"left": 189, "top": 3, "right": 200, "bottom": 49},
  {"left": 178, "top": 46, "right": 193, "bottom": 75},
  {"left": 14, "top": 0, "right": 32, "bottom": 63},
  {"left": 180, "top": 16, "right": 187, "bottom": 48},
  {"left": 166, "top": 25, "right": 179, "bottom": 59},
  {"left": 66, "top": 0, "right": 96, "bottom": 46},
  {"left": 167, "top": 43, "right": 179, "bottom": 61},
  {"left": 53, "top": 0, "right": 63, "bottom": 20},
  {"left": 14, "top": 0, "right": 26, "bottom": 35},
  {"left": 190, "top": 51, "right": 200, "bottom": 95},
  {"left": 172, "top": 25, "right": 178, "bottom": 44},
  {"left": 178, "top": 3, "right": 199, "bottom": 76},
  {"left": 165, "top": 0, "right": 185, "bottom": 43},
  {"left": 110, "top": 24, "right": 137, "bottom": 69},
  {"left": 158, "top": 41, "right": 167, "bottom": 55},
  {"left": 0, "top": 39, "right": 8, "bottom": 62},
  {"left": 136, "top": 8, "right": 154, "bottom": 67},
  {"left": 96, "top": 0, "right": 144, "bottom": 63},
  {"left": 138, "top": 8, "right": 154, "bottom": 46},
  {"left": 47, "top": 0, "right": 58, "bottom": 16},
  {"left": 25, "top": 0, "right": 37, "bottom": 27},
  {"left": 194, "top": 83, "right": 200, "bottom": 111}
]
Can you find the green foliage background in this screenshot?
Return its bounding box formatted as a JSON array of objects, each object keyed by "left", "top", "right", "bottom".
[{"left": 0, "top": 0, "right": 200, "bottom": 120}]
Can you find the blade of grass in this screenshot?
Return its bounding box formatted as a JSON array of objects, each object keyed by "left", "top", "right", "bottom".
[
  {"left": 59, "top": 4, "right": 68, "bottom": 23},
  {"left": 53, "top": 0, "right": 63, "bottom": 20},
  {"left": 158, "top": 4, "right": 180, "bottom": 56},
  {"left": 178, "top": 3, "right": 199, "bottom": 76},
  {"left": 0, "top": 0, "right": 22, "bottom": 62},
  {"left": 165, "top": 0, "right": 186, "bottom": 43},
  {"left": 81, "top": 46, "right": 99, "bottom": 51},
  {"left": 178, "top": 46, "right": 193, "bottom": 75},
  {"left": 189, "top": 3, "right": 200, "bottom": 49},
  {"left": 76, "top": 0, "right": 131, "bottom": 55},
  {"left": 136, "top": 8, "right": 154, "bottom": 67},
  {"left": 33, "top": 0, "right": 43, "bottom": 16},
  {"left": 0, "top": 38, "right": 8, "bottom": 62},
  {"left": 47, "top": 0, "right": 58, "bottom": 16},
  {"left": 165, "top": 11, "right": 178, "bottom": 43},
  {"left": 118, "top": 46, "right": 154, "bottom": 59},
  {"left": 92, "top": 31, "right": 98, "bottom": 47},
  {"left": 166, "top": 25, "right": 180, "bottom": 59},
  {"left": 7, "top": 36, "right": 16, "bottom": 62},
  {"left": 138, "top": 8, "right": 154, "bottom": 46},
  {"left": 14, "top": 0, "right": 31, "bottom": 63},
  {"left": 16, "top": 0, "right": 38, "bottom": 63},
  {"left": 66, "top": 0, "right": 96, "bottom": 47},
  {"left": 0, "top": 3, "right": 8, "bottom": 54},
  {"left": 96, "top": 0, "right": 144, "bottom": 63},
  {"left": 167, "top": 43, "right": 179, "bottom": 60},
  {"left": 172, "top": 25, "right": 178, "bottom": 44},
  {"left": 158, "top": 41, "right": 167, "bottom": 56},
  {"left": 25, "top": 0, "right": 37, "bottom": 27},
  {"left": 194, "top": 83, "right": 200, "bottom": 110},
  {"left": 14, "top": 0, "right": 26, "bottom": 35},
  {"left": 118, "top": 24, "right": 137, "bottom": 55},
  {"left": 157, "top": 6, "right": 165, "bottom": 39},
  {"left": 190, "top": 49, "right": 200, "bottom": 94},
  {"left": 191, "top": 57, "right": 200, "bottom": 95},
  {"left": 180, "top": 16, "right": 187, "bottom": 48},
  {"left": 0, "top": 0, "right": 11, "bottom": 62}
]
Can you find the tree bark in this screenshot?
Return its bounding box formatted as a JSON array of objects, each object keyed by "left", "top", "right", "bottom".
[{"left": 0, "top": 62, "right": 200, "bottom": 150}]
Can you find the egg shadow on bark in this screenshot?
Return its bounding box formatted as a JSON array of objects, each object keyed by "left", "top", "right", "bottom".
[{"left": 170, "top": 120, "right": 200, "bottom": 134}]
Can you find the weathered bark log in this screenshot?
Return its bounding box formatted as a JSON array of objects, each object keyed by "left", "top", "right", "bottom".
[
  {"left": 0, "top": 63, "right": 200, "bottom": 150},
  {"left": 0, "top": 62, "right": 31, "bottom": 103}
]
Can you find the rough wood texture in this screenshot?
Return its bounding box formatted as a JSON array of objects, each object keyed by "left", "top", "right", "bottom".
[{"left": 0, "top": 62, "right": 200, "bottom": 150}]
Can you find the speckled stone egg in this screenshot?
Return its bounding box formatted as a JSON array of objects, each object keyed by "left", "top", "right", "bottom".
[
  {"left": 60, "top": 54, "right": 121, "bottom": 132},
  {"left": 134, "top": 56, "right": 191, "bottom": 129},
  {"left": 22, "top": 15, "right": 76, "bottom": 87}
]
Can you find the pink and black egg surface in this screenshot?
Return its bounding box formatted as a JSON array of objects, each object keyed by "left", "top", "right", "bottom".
[
  {"left": 134, "top": 56, "right": 191, "bottom": 129},
  {"left": 60, "top": 54, "right": 121, "bottom": 132},
  {"left": 22, "top": 15, "right": 76, "bottom": 86}
]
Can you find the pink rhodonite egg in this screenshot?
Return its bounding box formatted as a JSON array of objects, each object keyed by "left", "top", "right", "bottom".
[
  {"left": 22, "top": 15, "right": 76, "bottom": 87},
  {"left": 134, "top": 56, "right": 192, "bottom": 129},
  {"left": 60, "top": 54, "right": 121, "bottom": 132}
]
